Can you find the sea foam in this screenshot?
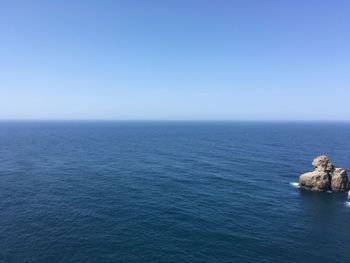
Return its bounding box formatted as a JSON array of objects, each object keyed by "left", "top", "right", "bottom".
[{"left": 289, "top": 182, "right": 300, "bottom": 188}]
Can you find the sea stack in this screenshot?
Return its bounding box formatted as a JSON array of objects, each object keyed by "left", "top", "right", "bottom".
[{"left": 299, "top": 155, "right": 349, "bottom": 192}]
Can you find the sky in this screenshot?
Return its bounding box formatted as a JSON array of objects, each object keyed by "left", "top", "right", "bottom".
[{"left": 0, "top": 0, "right": 349, "bottom": 121}]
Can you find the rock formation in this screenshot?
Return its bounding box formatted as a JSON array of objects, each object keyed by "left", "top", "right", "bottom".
[
  {"left": 299, "top": 155, "right": 349, "bottom": 192},
  {"left": 331, "top": 168, "right": 349, "bottom": 192},
  {"left": 348, "top": 191, "right": 350, "bottom": 201}
]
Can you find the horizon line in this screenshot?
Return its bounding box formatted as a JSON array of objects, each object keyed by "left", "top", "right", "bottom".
[{"left": 1, "top": 119, "right": 350, "bottom": 123}]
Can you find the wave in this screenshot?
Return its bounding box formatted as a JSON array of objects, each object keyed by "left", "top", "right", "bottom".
[{"left": 289, "top": 182, "right": 300, "bottom": 188}]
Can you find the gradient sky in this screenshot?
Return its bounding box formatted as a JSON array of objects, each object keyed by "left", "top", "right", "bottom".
[{"left": 0, "top": 0, "right": 349, "bottom": 120}]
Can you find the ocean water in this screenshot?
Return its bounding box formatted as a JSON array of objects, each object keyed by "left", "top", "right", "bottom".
[{"left": 0, "top": 121, "right": 350, "bottom": 263}]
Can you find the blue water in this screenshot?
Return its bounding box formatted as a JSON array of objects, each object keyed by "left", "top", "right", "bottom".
[{"left": 1, "top": 121, "right": 350, "bottom": 263}]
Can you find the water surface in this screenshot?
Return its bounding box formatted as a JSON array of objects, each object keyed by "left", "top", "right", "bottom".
[{"left": 0, "top": 121, "right": 350, "bottom": 262}]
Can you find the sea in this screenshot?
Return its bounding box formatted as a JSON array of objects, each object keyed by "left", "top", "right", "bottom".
[{"left": 0, "top": 121, "right": 349, "bottom": 263}]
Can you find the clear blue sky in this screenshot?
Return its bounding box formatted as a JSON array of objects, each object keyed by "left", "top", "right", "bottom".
[{"left": 0, "top": 0, "right": 349, "bottom": 120}]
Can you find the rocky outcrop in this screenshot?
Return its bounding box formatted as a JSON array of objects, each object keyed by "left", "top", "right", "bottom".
[
  {"left": 348, "top": 191, "right": 350, "bottom": 200},
  {"left": 299, "top": 155, "right": 349, "bottom": 192}
]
